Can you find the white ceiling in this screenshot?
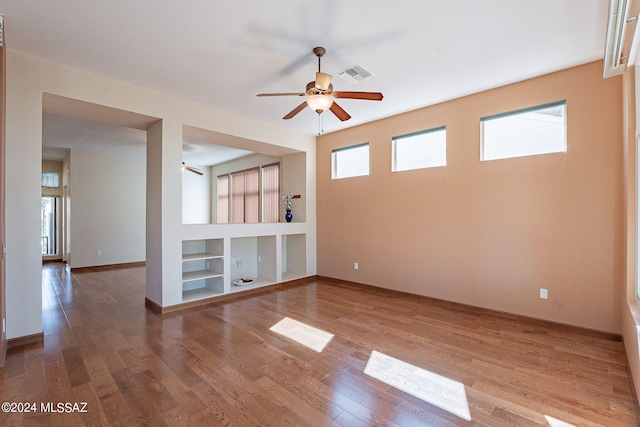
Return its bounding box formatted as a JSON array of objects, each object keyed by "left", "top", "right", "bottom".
[{"left": 1, "top": 0, "right": 609, "bottom": 163}]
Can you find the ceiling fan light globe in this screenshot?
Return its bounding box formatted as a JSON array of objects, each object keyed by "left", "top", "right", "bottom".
[{"left": 307, "top": 95, "right": 333, "bottom": 114}]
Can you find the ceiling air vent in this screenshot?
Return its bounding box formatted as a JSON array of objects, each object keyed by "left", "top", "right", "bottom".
[{"left": 337, "top": 65, "right": 373, "bottom": 84}]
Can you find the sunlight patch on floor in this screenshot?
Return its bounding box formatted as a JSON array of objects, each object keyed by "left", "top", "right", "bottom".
[
  {"left": 269, "top": 317, "right": 334, "bottom": 352},
  {"left": 544, "top": 415, "right": 576, "bottom": 427},
  {"left": 364, "top": 350, "right": 471, "bottom": 421}
]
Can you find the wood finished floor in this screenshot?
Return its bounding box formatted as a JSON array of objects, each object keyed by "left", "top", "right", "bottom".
[{"left": 0, "top": 263, "right": 638, "bottom": 426}]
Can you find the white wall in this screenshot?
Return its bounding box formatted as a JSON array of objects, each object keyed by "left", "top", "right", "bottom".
[
  {"left": 182, "top": 164, "right": 211, "bottom": 224},
  {"left": 69, "top": 149, "right": 146, "bottom": 268},
  {"left": 4, "top": 50, "right": 316, "bottom": 338},
  {"left": 6, "top": 52, "right": 45, "bottom": 339},
  {"left": 282, "top": 152, "right": 307, "bottom": 222}
]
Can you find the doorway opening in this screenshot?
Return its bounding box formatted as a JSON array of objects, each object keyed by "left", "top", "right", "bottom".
[{"left": 41, "top": 196, "right": 59, "bottom": 256}]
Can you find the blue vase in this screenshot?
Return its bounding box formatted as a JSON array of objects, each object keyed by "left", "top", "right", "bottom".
[{"left": 285, "top": 209, "right": 293, "bottom": 222}]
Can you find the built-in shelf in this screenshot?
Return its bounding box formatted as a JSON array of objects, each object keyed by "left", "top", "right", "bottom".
[
  {"left": 182, "top": 238, "right": 224, "bottom": 302},
  {"left": 229, "top": 278, "right": 274, "bottom": 293},
  {"left": 182, "top": 253, "right": 223, "bottom": 262},
  {"left": 179, "top": 231, "right": 308, "bottom": 306},
  {"left": 182, "top": 270, "right": 224, "bottom": 282},
  {"left": 230, "top": 235, "right": 277, "bottom": 294}
]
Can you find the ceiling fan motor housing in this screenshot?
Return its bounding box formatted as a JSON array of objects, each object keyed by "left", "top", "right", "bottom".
[{"left": 306, "top": 81, "right": 333, "bottom": 96}]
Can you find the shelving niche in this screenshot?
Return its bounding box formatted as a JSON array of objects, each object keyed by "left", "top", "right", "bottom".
[
  {"left": 182, "top": 238, "right": 224, "bottom": 302},
  {"left": 180, "top": 231, "right": 308, "bottom": 306},
  {"left": 282, "top": 233, "right": 306, "bottom": 282},
  {"left": 230, "top": 236, "right": 277, "bottom": 293}
]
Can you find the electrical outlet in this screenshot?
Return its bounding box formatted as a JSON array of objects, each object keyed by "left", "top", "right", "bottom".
[
  {"left": 96, "top": 250, "right": 102, "bottom": 256},
  {"left": 540, "top": 288, "right": 548, "bottom": 299},
  {"left": 236, "top": 258, "right": 242, "bottom": 268},
  {"left": 354, "top": 262, "right": 359, "bottom": 270},
  {"left": 258, "top": 255, "right": 261, "bottom": 262}
]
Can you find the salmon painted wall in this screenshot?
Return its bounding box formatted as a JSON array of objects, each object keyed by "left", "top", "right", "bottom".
[{"left": 317, "top": 61, "right": 624, "bottom": 333}]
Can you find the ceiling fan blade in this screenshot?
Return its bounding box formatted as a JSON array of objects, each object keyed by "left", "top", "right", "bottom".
[
  {"left": 329, "top": 101, "right": 351, "bottom": 121},
  {"left": 257, "top": 92, "right": 305, "bottom": 97},
  {"left": 333, "top": 91, "right": 384, "bottom": 101},
  {"left": 182, "top": 162, "right": 204, "bottom": 175},
  {"left": 185, "top": 166, "right": 203, "bottom": 175},
  {"left": 315, "top": 72, "right": 332, "bottom": 90},
  {"left": 283, "top": 102, "right": 308, "bottom": 120}
]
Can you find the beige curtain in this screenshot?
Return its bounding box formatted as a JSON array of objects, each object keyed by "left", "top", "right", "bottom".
[
  {"left": 262, "top": 164, "right": 280, "bottom": 223},
  {"left": 231, "top": 172, "right": 245, "bottom": 224},
  {"left": 217, "top": 175, "right": 229, "bottom": 224},
  {"left": 244, "top": 168, "right": 259, "bottom": 223},
  {"left": 230, "top": 169, "right": 260, "bottom": 223},
  {"left": 223, "top": 165, "right": 279, "bottom": 224}
]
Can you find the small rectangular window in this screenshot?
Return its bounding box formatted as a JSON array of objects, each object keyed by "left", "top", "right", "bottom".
[
  {"left": 481, "top": 101, "right": 566, "bottom": 161},
  {"left": 332, "top": 143, "right": 369, "bottom": 179},
  {"left": 41, "top": 172, "right": 60, "bottom": 189},
  {"left": 392, "top": 126, "right": 446, "bottom": 172}
]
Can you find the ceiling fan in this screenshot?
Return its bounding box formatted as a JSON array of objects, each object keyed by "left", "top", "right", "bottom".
[
  {"left": 257, "top": 47, "right": 383, "bottom": 121},
  {"left": 182, "top": 162, "right": 203, "bottom": 176}
]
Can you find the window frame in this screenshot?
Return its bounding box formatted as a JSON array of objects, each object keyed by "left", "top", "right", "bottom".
[
  {"left": 392, "top": 126, "right": 447, "bottom": 172},
  {"left": 332, "top": 142, "right": 370, "bottom": 180},
  {"left": 480, "top": 100, "right": 567, "bottom": 162}
]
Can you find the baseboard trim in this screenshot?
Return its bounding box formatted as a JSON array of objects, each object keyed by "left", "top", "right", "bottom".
[
  {"left": 316, "top": 275, "right": 623, "bottom": 342},
  {"left": 7, "top": 332, "right": 44, "bottom": 349},
  {"left": 147, "top": 275, "right": 316, "bottom": 315},
  {"left": 71, "top": 261, "right": 146, "bottom": 273},
  {"left": 144, "top": 297, "right": 163, "bottom": 315}
]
